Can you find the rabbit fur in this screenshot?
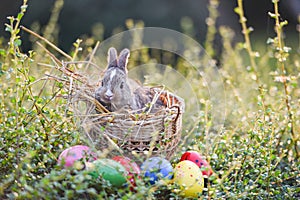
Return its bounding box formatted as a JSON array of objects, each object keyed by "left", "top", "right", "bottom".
[{"left": 95, "top": 47, "right": 163, "bottom": 112}]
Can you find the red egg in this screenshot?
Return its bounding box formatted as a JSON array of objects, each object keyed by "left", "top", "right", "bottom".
[
  {"left": 112, "top": 156, "right": 141, "bottom": 187},
  {"left": 180, "top": 151, "right": 213, "bottom": 176},
  {"left": 58, "top": 145, "right": 97, "bottom": 168}
]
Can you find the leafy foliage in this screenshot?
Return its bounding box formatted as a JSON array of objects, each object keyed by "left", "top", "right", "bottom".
[{"left": 0, "top": 0, "right": 299, "bottom": 199}]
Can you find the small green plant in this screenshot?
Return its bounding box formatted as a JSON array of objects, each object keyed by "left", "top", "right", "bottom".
[
  {"left": 0, "top": 0, "right": 81, "bottom": 198},
  {"left": 268, "top": 0, "right": 299, "bottom": 158}
]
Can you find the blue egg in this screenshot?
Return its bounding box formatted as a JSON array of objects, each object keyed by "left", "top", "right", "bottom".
[{"left": 141, "top": 157, "right": 173, "bottom": 184}]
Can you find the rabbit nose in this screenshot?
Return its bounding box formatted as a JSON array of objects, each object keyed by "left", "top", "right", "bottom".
[{"left": 105, "top": 89, "right": 114, "bottom": 100}]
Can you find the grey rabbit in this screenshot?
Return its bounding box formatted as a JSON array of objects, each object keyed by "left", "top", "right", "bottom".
[{"left": 95, "top": 47, "right": 163, "bottom": 112}]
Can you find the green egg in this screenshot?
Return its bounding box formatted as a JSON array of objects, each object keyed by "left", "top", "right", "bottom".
[{"left": 87, "top": 159, "right": 127, "bottom": 187}]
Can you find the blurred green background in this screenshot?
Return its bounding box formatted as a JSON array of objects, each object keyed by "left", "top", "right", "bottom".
[{"left": 1, "top": 0, "right": 299, "bottom": 53}]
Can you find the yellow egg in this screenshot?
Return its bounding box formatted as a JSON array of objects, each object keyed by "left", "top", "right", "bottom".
[{"left": 173, "top": 160, "right": 204, "bottom": 198}]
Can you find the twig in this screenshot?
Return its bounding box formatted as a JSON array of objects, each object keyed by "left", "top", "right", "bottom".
[
  {"left": 21, "top": 25, "right": 72, "bottom": 60},
  {"left": 36, "top": 41, "right": 62, "bottom": 65},
  {"left": 133, "top": 87, "right": 166, "bottom": 139},
  {"left": 63, "top": 61, "right": 100, "bottom": 71},
  {"left": 236, "top": 0, "right": 258, "bottom": 74},
  {"left": 44, "top": 73, "right": 109, "bottom": 113},
  {"left": 85, "top": 41, "right": 100, "bottom": 71},
  {"left": 272, "top": 0, "right": 298, "bottom": 158},
  {"left": 205, "top": 0, "right": 219, "bottom": 58}
]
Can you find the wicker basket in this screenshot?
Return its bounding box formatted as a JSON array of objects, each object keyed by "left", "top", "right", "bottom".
[
  {"left": 76, "top": 87, "right": 184, "bottom": 160},
  {"left": 51, "top": 64, "right": 184, "bottom": 160}
]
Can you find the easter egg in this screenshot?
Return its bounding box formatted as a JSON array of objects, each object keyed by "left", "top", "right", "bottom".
[
  {"left": 87, "top": 159, "right": 127, "bottom": 187},
  {"left": 180, "top": 151, "right": 213, "bottom": 176},
  {"left": 58, "top": 145, "right": 97, "bottom": 168},
  {"left": 141, "top": 157, "right": 173, "bottom": 185},
  {"left": 173, "top": 160, "right": 204, "bottom": 198},
  {"left": 112, "top": 156, "right": 141, "bottom": 186}
]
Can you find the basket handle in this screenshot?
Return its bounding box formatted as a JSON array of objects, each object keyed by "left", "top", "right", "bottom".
[{"left": 169, "top": 105, "right": 181, "bottom": 123}]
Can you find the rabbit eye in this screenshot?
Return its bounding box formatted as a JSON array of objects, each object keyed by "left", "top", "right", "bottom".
[{"left": 120, "top": 82, "right": 124, "bottom": 89}]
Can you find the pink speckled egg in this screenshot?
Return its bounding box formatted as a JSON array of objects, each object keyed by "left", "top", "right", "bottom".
[{"left": 58, "top": 145, "right": 97, "bottom": 168}]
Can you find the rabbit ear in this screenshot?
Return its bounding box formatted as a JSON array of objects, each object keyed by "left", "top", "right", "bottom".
[
  {"left": 118, "top": 48, "right": 130, "bottom": 71},
  {"left": 107, "top": 47, "right": 118, "bottom": 68}
]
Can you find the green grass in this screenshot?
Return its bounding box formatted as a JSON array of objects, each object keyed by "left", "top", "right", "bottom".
[{"left": 1, "top": 0, "right": 299, "bottom": 199}]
